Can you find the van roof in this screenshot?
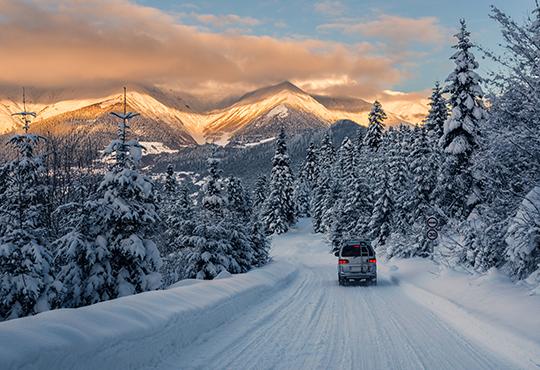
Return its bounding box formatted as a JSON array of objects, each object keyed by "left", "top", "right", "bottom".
[{"left": 344, "top": 240, "right": 369, "bottom": 245}]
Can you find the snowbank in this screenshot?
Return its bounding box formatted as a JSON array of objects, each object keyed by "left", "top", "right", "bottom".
[
  {"left": 0, "top": 261, "right": 297, "bottom": 370},
  {"left": 382, "top": 259, "right": 540, "bottom": 369}
]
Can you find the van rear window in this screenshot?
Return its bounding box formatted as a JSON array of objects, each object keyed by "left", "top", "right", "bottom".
[{"left": 341, "top": 243, "right": 374, "bottom": 257}]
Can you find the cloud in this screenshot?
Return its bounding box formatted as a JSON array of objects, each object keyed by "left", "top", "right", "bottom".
[
  {"left": 187, "top": 13, "right": 261, "bottom": 28},
  {"left": 314, "top": 1, "right": 346, "bottom": 17},
  {"left": 318, "top": 14, "right": 448, "bottom": 47},
  {"left": 0, "top": 0, "right": 407, "bottom": 99}
]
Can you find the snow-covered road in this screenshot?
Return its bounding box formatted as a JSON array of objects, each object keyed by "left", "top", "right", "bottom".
[{"left": 160, "top": 220, "right": 519, "bottom": 370}]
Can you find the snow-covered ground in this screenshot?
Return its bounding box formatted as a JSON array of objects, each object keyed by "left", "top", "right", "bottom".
[{"left": 1, "top": 219, "right": 539, "bottom": 370}]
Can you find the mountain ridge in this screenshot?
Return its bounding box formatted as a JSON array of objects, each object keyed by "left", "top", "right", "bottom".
[{"left": 0, "top": 81, "right": 427, "bottom": 146}]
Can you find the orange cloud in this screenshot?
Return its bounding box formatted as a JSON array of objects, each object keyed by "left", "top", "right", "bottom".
[{"left": 0, "top": 0, "right": 406, "bottom": 99}]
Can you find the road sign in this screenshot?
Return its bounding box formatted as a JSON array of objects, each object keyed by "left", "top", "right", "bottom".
[
  {"left": 426, "top": 216, "right": 439, "bottom": 229},
  {"left": 426, "top": 229, "right": 438, "bottom": 241}
]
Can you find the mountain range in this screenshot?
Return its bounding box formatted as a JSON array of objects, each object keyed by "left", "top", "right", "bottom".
[{"left": 0, "top": 81, "right": 428, "bottom": 148}]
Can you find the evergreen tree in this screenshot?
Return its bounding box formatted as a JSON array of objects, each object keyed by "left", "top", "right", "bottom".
[
  {"left": 436, "top": 19, "right": 486, "bottom": 220},
  {"left": 225, "top": 177, "right": 255, "bottom": 272},
  {"left": 311, "top": 133, "right": 334, "bottom": 232},
  {"left": 363, "top": 101, "right": 387, "bottom": 150},
  {"left": 408, "top": 128, "right": 438, "bottom": 226},
  {"left": 159, "top": 180, "right": 196, "bottom": 285},
  {"left": 53, "top": 203, "right": 112, "bottom": 308},
  {"left": 321, "top": 180, "right": 341, "bottom": 234},
  {"left": 301, "top": 142, "right": 319, "bottom": 188},
  {"left": 252, "top": 175, "right": 268, "bottom": 212},
  {"left": 0, "top": 132, "right": 54, "bottom": 320},
  {"left": 162, "top": 181, "right": 195, "bottom": 254},
  {"left": 329, "top": 200, "right": 346, "bottom": 252},
  {"left": 424, "top": 82, "right": 448, "bottom": 143},
  {"left": 312, "top": 176, "right": 331, "bottom": 233},
  {"left": 385, "top": 126, "right": 412, "bottom": 235},
  {"left": 293, "top": 178, "right": 311, "bottom": 217},
  {"left": 261, "top": 128, "right": 296, "bottom": 234},
  {"left": 186, "top": 157, "right": 239, "bottom": 279},
  {"left": 368, "top": 169, "right": 393, "bottom": 249},
  {"left": 90, "top": 93, "right": 162, "bottom": 297},
  {"left": 164, "top": 164, "right": 177, "bottom": 193},
  {"left": 335, "top": 137, "right": 356, "bottom": 193},
  {"left": 295, "top": 142, "right": 319, "bottom": 217},
  {"left": 249, "top": 213, "right": 271, "bottom": 267},
  {"left": 226, "top": 176, "right": 252, "bottom": 221}
]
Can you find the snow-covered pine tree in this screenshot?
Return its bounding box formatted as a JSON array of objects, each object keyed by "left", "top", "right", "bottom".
[
  {"left": 312, "top": 176, "right": 331, "bottom": 233},
  {"left": 164, "top": 164, "right": 177, "bottom": 193},
  {"left": 311, "top": 133, "right": 335, "bottom": 232},
  {"left": 408, "top": 128, "right": 438, "bottom": 226},
  {"left": 368, "top": 168, "right": 393, "bottom": 250},
  {"left": 252, "top": 175, "right": 268, "bottom": 212},
  {"left": 226, "top": 176, "right": 252, "bottom": 222},
  {"left": 225, "top": 176, "right": 255, "bottom": 272},
  {"left": 295, "top": 142, "right": 319, "bottom": 217},
  {"left": 392, "top": 127, "right": 438, "bottom": 258},
  {"left": 159, "top": 180, "right": 196, "bottom": 285},
  {"left": 294, "top": 177, "right": 311, "bottom": 217},
  {"left": 53, "top": 202, "right": 112, "bottom": 308},
  {"left": 335, "top": 137, "right": 356, "bottom": 193},
  {"left": 0, "top": 113, "right": 54, "bottom": 320},
  {"left": 261, "top": 128, "right": 296, "bottom": 234},
  {"left": 363, "top": 101, "right": 387, "bottom": 151},
  {"left": 249, "top": 212, "right": 271, "bottom": 267},
  {"left": 424, "top": 82, "right": 448, "bottom": 143},
  {"left": 328, "top": 137, "right": 366, "bottom": 238},
  {"left": 186, "top": 157, "right": 239, "bottom": 279},
  {"left": 387, "top": 126, "right": 412, "bottom": 235},
  {"left": 91, "top": 90, "right": 162, "bottom": 297},
  {"left": 321, "top": 180, "right": 341, "bottom": 234},
  {"left": 162, "top": 180, "right": 195, "bottom": 254},
  {"left": 329, "top": 199, "right": 346, "bottom": 252},
  {"left": 436, "top": 19, "right": 486, "bottom": 220},
  {"left": 301, "top": 142, "right": 319, "bottom": 189}
]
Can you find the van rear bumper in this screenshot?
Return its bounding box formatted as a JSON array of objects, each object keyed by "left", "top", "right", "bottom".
[{"left": 339, "top": 272, "right": 376, "bottom": 280}]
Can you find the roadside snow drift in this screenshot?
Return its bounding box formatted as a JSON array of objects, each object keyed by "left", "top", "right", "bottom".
[
  {"left": 0, "top": 261, "right": 297, "bottom": 370},
  {"left": 382, "top": 259, "right": 540, "bottom": 370}
]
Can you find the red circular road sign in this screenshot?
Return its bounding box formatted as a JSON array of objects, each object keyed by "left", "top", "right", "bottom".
[
  {"left": 426, "top": 216, "right": 439, "bottom": 228},
  {"left": 426, "top": 229, "right": 438, "bottom": 241}
]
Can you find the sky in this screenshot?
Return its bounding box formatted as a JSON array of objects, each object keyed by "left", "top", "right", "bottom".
[{"left": 0, "top": 0, "right": 535, "bottom": 103}]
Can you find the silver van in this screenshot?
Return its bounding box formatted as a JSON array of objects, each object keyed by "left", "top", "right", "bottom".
[{"left": 334, "top": 240, "right": 377, "bottom": 286}]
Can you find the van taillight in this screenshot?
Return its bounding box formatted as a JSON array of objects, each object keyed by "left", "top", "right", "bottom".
[
  {"left": 368, "top": 258, "right": 376, "bottom": 263},
  {"left": 338, "top": 259, "right": 349, "bottom": 265}
]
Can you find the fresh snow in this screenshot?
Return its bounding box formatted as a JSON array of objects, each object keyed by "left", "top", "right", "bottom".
[{"left": 1, "top": 219, "right": 538, "bottom": 369}]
